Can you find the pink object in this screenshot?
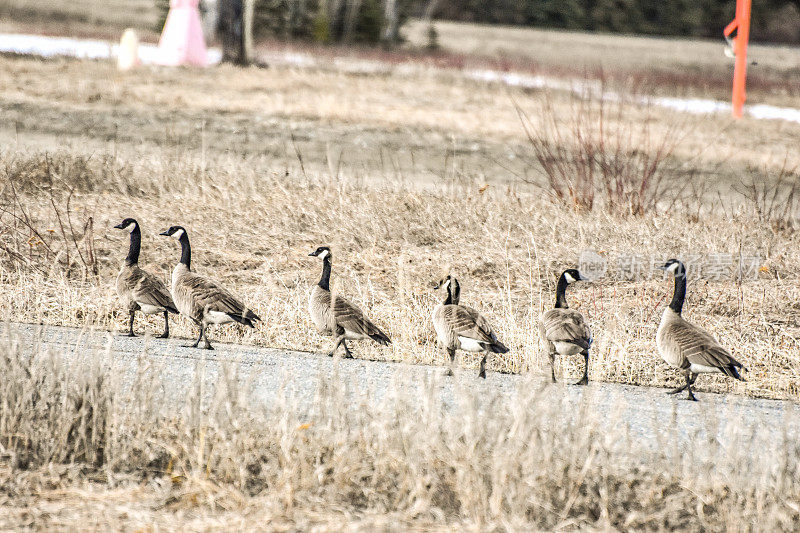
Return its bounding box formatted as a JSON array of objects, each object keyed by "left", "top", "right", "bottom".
[{"left": 156, "top": 0, "right": 208, "bottom": 67}]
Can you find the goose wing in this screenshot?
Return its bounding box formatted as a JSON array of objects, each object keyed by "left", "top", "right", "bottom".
[
  {"left": 540, "top": 308, "right": 592, "bottom": 350},
  {"left": 184, "top": 272, "right": 260, "bottom": 322},
  {"left": 663, "top": 318, "right": 743, "bottom": 375},
  {"left": 440, "top": 304, "right": 496, "bottom": 344},
  {"left": 131, "top": 268, "right": 178, "bottom": 313},
  {"left": 333, "top": 295, "right": 390, "bottom": 344}
]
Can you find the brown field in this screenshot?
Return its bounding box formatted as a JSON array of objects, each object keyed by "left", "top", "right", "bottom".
[
  {"left": 3, "top": 0, "right": 800, "bottom": 105},
  {"left": 1, "top": 54, "right": 799, "bottom": 396},
  {"left": 1, "top": 15, "right": 800, "bottom": 529}
]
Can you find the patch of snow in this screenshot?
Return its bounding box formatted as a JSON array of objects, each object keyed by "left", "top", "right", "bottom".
[{"left": 0, "top": 32, "right": 220, "bottom": 65}]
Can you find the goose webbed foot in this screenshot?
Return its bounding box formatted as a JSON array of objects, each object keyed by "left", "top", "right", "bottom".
[
  {"left": 187, "top": 326, "right": 205, "bottom": 349},
  {"left": 478, "top": 354, "right": 487, "bottom": 379},
  {"left": 445, "top": 368, "right": 454, "bottom": 377},
  {"left": 666, "top": 385, "right": 688, "bottom": 395},
  {"left": 342, "top": 344, "right": 354, "bottom": 359},
  {"left": 122, "top": 332, "right": 137, "bottom": 337},
  {"left": 157, "top": 332, "right": 169, "bottom": 339},
  {"left": 574, "top": 374, "right": 588, "bottom": 386},
  {"left": 677, "top": 374, "right": 698, "bottom": 401}
]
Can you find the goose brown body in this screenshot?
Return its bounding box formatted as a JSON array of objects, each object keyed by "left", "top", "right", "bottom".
[
  {"left": 114, "top": 218, "right": 177, "bottom": 338},
  {"left": 656, "top": 259, "right": 745, "bottom": 401},
  {"left": 161, "top": 226, "right": 259, "bottom": 350},
  {"left": 308, "top": 247, "right": 390, "bottom": 358},
  {"left": 431, "top": 275, "right": 508, "bottom": 379},
  {"left": 539, "top": 269, "right": 592, "bottom": 385}
]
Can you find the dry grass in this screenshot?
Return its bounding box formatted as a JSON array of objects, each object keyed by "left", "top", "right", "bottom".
[
  {"left": 1, "top": 334, "right": 799, "bottom": 529},
  {"left": 0, "top": 146, "right": 799, "bottom": 401},
  {"left": 0, "top": 56, "right": 797, "bottom": 402},
  {"left": 1, "top": 27, "right": 800, "bottom": 528},
  {"left": 0, "top": 0, "right": 159, "bottom": 41}
]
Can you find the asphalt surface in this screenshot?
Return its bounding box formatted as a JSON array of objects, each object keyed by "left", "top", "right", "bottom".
[{"left": 4, "top": 322, "right": 799, "bottom": 470}]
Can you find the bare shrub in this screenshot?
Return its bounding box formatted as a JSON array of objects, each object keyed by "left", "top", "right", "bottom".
[
  {"left": 735, "top": 153, "right": 800, "bottom": 231},
  {"left": 0, "top": 154, "right": 105, "bottom": 279},
  {"left": 518, "top": 81, "right": 700, "bottom": 215}
]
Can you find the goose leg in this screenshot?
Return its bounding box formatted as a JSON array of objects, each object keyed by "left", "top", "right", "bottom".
[
  {"left": 685, "top": 373, "right": 698, "bottom": 402},
  {"left": 549, "top": 350, "right": 557, "bottom": 383},
  {"left": 188, "top": 324, "right": 204, "bottom": 348},
  {"left": 574, "top": 350, "right": 589, "bottom": 385},
  {"left": 202, "top": 324, "right": 214, "bottom": 350},
  {"left": 445, "top": 348, "right": 456, "bottom": 376},
  {"left": 328, "top": 335, "right": 345, "bottom": 357},
  {"left": 123, "top": 311, "right": 136, "bottom": 337},
  {"left": 341, "top": 340, "right": 354, "bottom": 359},
  {"left": 158, "top": 310, "right": 170, "bottom": 339},
  {"left": 478, "top": 352, "right": 487, "bottom": 379}
]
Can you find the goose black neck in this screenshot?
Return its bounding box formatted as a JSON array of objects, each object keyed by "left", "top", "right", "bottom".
[
  {"left": 125, "top": 224, "right": 141, "bottom": 265},
  {"left": 318, "top": 256, "right": 331, "bottom": 291},
  {"left": 443, "top": 284, "right": 453, "bottom": 305},
  {"left": 669, "top": 273, "right": 686, "bottom": 314},
  {"left": 443, "top": 280, "right": 460, "bottom": 305},
  {"left": 554, "top": 274, "right": 569, "bottom": 309},
  {"left": 178, "top": 233, "right": 191, "bottom": 269}
]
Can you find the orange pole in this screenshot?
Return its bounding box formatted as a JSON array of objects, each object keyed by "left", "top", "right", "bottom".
[{"left": 729, "top": 0, "right": 752, "bottom": 119}]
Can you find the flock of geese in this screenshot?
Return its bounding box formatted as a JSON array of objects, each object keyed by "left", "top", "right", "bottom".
[{"left": 115, "top": 218, "right": 746, "bottom": 402}]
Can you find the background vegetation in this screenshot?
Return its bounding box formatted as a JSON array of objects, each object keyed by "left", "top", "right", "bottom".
[{"left": 417, "top": 0, "right": 800, "bottom": 44}]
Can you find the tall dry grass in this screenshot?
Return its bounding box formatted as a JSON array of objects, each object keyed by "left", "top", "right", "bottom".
[
  {"left": 1, "top": 331, "right": 799, "bottom": 529},
  {"left": 0, "top": 148, "right": 798, "bottom": 400}
]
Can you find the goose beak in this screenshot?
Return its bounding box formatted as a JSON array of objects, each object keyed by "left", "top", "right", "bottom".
[
  {"left": 158, "top": 230, "right": 170, "bottom": 236},
  {"left": 113, "top": 223, "right": 125, "bottom": 229},
  {"left": 432, "top": 280, "right": 442, "bottom": 290},
  {"left": 657, "top": 263, "right": 668, "bottom": 270},
  {"left": 308, "top": 251, "right": 317, "bottom": 257}
]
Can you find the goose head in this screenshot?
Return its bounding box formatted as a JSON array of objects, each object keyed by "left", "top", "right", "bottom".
[
  {"left": 309, "top": 246, "right": 331, "bottom": 260},
  {"left": 561, "top": 268, "right": 587, "bottom": 284},
  {"left": 159, "top": 226, "right": 187, "bottom": 240},
  {"left": 658, "top": 259, "right": 686, "bottom": 279},
  {"left": 114, "top": 217, "right": 138, "bottom": 232}
]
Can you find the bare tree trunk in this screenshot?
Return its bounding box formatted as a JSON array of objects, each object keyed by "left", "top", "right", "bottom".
[
  {"left": 381, "top": 0, "right": 399, "bottom": 45},
  {"left": 218, "top": 0, "right": 253, "bottom": 64},
  {"left": 342, "top": 0, "right": 362, "bottom": 43},
  {"left": 243, "top": 0, "right": 254, "bottom": 61}
]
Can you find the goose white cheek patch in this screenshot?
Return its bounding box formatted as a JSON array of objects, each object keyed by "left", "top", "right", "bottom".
[
  {"left": 667, "top": 263, "right": 680, "bottom": 274},
  {"left": 173, "top": 229, "right": 185, "bottom": 240},
  {"left": 319, "top": 250, "right": 330, "bottom": 260},
  {"left": 564, "top": 272, "right": 576, "bottom": 283}
]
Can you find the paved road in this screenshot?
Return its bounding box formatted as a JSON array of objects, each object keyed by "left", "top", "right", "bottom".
[{"left": 5, "top": 322, "right": 799, "bottom": 470}]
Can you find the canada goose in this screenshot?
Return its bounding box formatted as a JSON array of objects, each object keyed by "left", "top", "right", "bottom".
[
  {"left": 114, "top": 218, "right": 178, "bottom": 338},
  {"left": 432, "top": 273, "right": 509, "bottom": 379},
  {"left": 159, "top": 226, "right": 260, "bottom": 350},
  {"left": 539, "top": 269, "right": 592, "bottom": 385},
  {"left": 657, "top": 259, "right": 746, "bottom": 401},
  {"left": 308, "top": 246, "right": 391, "bottom": 358}
]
